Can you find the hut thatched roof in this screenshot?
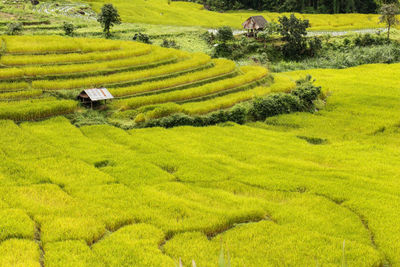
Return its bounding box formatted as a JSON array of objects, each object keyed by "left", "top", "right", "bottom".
[{"left": 242, "top": 16, "right": 268, "bottom": 30}]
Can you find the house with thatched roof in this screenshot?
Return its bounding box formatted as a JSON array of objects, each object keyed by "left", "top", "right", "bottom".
[{"left": 242, "top": 16, "right": 268, "bottom": 36}]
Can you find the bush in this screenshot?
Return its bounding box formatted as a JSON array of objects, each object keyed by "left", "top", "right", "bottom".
[
  {"left": 216, "top": 26, "right": 234, "bottom": 42},
  {"left": 293, "top": 75, "right": 322, "bottom": 109},
  {"left": 212, "top": 43, "right": 233, "bottom": 58},
  {"left": 63, "top": 22, "right": 75, "bottom": 36},
  {"left": 249, "top": 93, "right": 303, "bottom": 121},
  {"left": 160, "top": 39, "right": 180, "bottom": 49},
  {"left": 7, "top": 23, "right": 23, "bottom": 35},
  {"left": 353, "top": 33, "right": 390, "bottom": 47},
  {"left": 133, "top": 33, "right": 152, "bottom": 44}
]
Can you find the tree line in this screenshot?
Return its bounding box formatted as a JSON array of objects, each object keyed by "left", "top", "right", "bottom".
[{"left": 192, "top": 0, "right": 399, "bottom": 13}]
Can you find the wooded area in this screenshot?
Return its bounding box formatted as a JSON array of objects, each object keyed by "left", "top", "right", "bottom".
[{"left": 195, "top": 0, "right": 398, "bottom": 13}]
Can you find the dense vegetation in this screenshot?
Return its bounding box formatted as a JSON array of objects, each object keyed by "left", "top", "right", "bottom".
[{"left": 192, "top": 0, "right": 379, "bottom": 13}]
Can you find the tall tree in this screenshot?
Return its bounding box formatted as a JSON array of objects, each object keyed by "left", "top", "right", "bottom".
[
  {"left": 379, "top": 3, "right": 399, "bottom": 38},
  {"left": 278, "top": 14, "right": 310, "bottom": 59},
  {"left": 98, "top": 4, "right": 121, "bottom": 38}
]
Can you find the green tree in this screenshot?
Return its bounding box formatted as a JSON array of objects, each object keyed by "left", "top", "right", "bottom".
[
  {"left": 97, "top": 4, "right": 121, "bottom": 38},
  {"left": 278, "top": 14, "right": 310, "bottom": 60},
  {"left": 379, "top": 3, "right": 399, "bottom": 39}
]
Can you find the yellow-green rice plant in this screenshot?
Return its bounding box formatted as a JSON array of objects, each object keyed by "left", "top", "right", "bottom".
[
  {"left": 181, "top": 75, "right": 295, "bottom": 115},
  {"left": 114, "top": 65, "right": 268, "bottom": 110},
  {"left": 32, "top": 53, "right": 210, "bottom": 90},
  {"left": 0, "top": 239, "right": 40, "bottom": 267},
  {"left": 0, "top": 209, "right": 36, "bottom": 241},
  {"left": 2, "top": 48, "right": 176, "bottom": 79},
  {"left": 0, "top": 43, "right": 152, "bottom": 66},
  {"left": 164, "top": 221, "right": 381, "bottom": 266},
  {"left": 44, "top": 240, "right": 104, "bottom": 267},
  {"left": 3, "top": 35, "right": 122, "bottom": 54},
  {"left": 38, "top": 215, "right": 106, "bottom": 245},
  {"left": 0, "top": 89, "right": 42, "bottom": 100},
  {"left": 92, "top": 224, "right": 175, "bottom": 266},
  {"left": 0, "top": 81, "right": 29, "bottom": 92},
  {"left": 0, "top": 98, "right": 77, "bottom": 121},
  {"left": 0, "top": 67, "right": 24, "bottom": 80},
  {"left": 110, "top": 59, "right": 236, "bottom": 97},
  {"left": 135, "top": 103, "right": 184, "bottom": 123}
]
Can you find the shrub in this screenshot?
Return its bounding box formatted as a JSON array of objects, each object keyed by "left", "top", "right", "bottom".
[
  {"left": 248, "top": 93, "right": 303, "bottom": 121},
  {"left": 292, "top": 75, "right": 322, "bottom": 109},
  {"left": 216, "top": 26, "right": 234, "bottom": 43},
  {"left": 6, "top": 23, "right": 23, "bottom": 35},
  {"left": 133, "top": 33, "right": 152, "bottom": 44},
  {"left": 160, "top": 39, "right": 180, "bottom": 49},
  {"left": 212, "top": 43, "right": 233, "bottom": 58},
  {"left": 353, "top": 33, "right": 390, "bottom": 47},
  {"left": 63, "top": 22, "right": 75, "bottom": 36}
]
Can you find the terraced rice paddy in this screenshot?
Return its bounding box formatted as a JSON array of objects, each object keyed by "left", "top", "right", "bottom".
[
  {"left": 80, "top": 0, "right": 384, "bottom": 30},
  {"left": 0, "top": 62, "right": 400, "bottom": 265},
  {"left": 0, "top": 35, "right": 286, "bottom": 121}
]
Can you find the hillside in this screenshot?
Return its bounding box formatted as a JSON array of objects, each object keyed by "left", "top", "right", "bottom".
[
  {"left": 1, "top": 0, "right": 400, "bottom": 266},
  {"left": 38, "top": 0, "right": 384, "bottom": 30},
  {"left": 1, "top": 62, "right": 400, "bottom": 265},
  {"left": 0, "top": 35, "right": 295, "bottom": 123}
]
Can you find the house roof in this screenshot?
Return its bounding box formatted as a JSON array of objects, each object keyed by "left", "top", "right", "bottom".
[
  {"left": 242, "top": 16, "right": 268, "bottom": 29},
  {"left": 80, "top": 88, "right": 113, "bottom": 101}
]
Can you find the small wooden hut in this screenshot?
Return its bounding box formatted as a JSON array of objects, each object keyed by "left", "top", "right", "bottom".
[
  {"left": 242, "top": 16, "right": 268, "bottom": 37},
  {"left": 77, "top": 88, "right": 114, "bottom": 108}
]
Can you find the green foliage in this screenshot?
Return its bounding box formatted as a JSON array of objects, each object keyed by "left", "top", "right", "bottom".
[
  {"left": 6, "top": 22, "right": 23, "bottom": 35},
  {"left": 257, "top": 22, "right": 279, "bottom": 42},
  {"left": 69, "top": 110, "right": 109, "bottom": 127},
  {"left": 278, "top": 14, "right": 310, "bottom": 60},
  {"left": 271, "top": 42, "right": 400, "bottom": 72},
  {"left": 248, "top": 75, "right": 320, "bottom": 121},
  {"left": 98, "top": 4, "right": 121, "bottom": 37},
  {"left": 62, "top": 22, "right": 75, "bottom": 36},
  {"left": 133, "top": 32, "right": 152, "bottom": 44},
  {"left": 379, "top": 3, "right": 400, "bottom": 38},
  {"left": 193, "top": 0, "right": 378, "bottom": 13},
  {"left": 353, "top": 33, "right": 390, "bottom": 47},
  {"left": 161, "top": 39, "right": 180, "bottom": 49},
  {"left": 216, "top": 26, "right": 234, "bottom": 43}
]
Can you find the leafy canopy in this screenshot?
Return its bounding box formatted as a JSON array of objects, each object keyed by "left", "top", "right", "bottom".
[
  {"left": 98, "top": 4, "right": 121, "bottom": 37},
  {"left": 379, "top": 3, "right": 400, "bottom": 38}
]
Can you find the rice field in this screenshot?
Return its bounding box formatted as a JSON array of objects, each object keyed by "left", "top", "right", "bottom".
[
  {"left": 0, "top": 35, "right": 277, "bottom": 121},
  {"left": 81, "top": 0, "right": 385, "bottom": 30},
  {"left": 0, "top": 61, "right": 400, "bottom": 265}
]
